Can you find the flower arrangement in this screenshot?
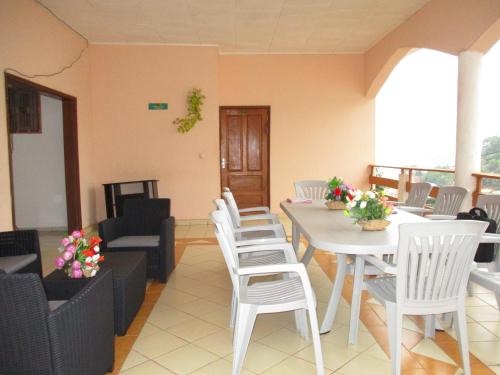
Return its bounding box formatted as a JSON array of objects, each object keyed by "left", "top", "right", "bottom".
[
  {"left": 345, "top": 190, "right": 394, "bottom": 230},
  {"left": 325, "top": 177, "right": 355, "bottom": 210},
  {"left": 55, "top": 230, "right": 104, "bottom": 278}
]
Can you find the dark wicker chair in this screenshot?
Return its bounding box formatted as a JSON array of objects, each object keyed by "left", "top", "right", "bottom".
[
  {"left": 0, "top": 230, "right": 42, "bottom": 276},
  {"left": 99, "top": 198, "right": 175, "bottom": 283},
  {"left": 0, "top": 269, "right": 115, "bottom": 375}
]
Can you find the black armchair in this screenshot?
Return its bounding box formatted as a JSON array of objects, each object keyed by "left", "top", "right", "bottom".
[
  {"left": 0, "top": 269, "right": 115, "bottom": 375},
  {"left": 99, "top": 198, "right": 175, "bottom": 282},
  {"left": 0, "top": 229, "right": 42, "bottom": 276}
]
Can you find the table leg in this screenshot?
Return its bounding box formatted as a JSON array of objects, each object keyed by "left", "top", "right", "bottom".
[
  {"left": 301, "top": 245, "right": 315, "bottom": 265},
  {"left": 320, "top": 254, "right": 347, "bottom": 334},
  {"left": 292, "top": 223, "right": 300, "bottom": 253},
  {"left": 348, "top": 255, "right": 365, "bottom": 345}
]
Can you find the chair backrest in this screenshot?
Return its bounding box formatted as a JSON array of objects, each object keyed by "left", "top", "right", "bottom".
[
  {"left": 294, "top": 180, "right": 328, "bottom": 200},
  {"left": 477, "top": 195, "right": 500, "bottom": 234},
  {"left": 0, "top": 273, "right": 53, "bottom": 374},
  {"left": 211, "top": 210, "right": 240, "bottom": 295},
  {"left": 214, "top": 198, "right": 239, "bottom": 232},
  {"left": 405, "top": 182, "right": 433, "bottom": 208},
  {"left": 395, "top": 221, "right": 488, "bottom": 308},
  {"left": 433, "top": 186, "right": 468, "bottom": 215},
  {"left": 222, "top": 191, "right": 242, "bottom": 227},
  {"left": 123, "top": 198, "right": 170, "bottom": 235}
]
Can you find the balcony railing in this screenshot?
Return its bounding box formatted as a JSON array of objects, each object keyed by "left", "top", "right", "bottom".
[{"left": 368, "top": 165, "right": 500, "bottom": 205}]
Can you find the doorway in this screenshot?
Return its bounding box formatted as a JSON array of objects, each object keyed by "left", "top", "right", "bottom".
[
  {"left": 219, "top": 106, "right": 270, "bottom": 208},
  {"left": 5, "top": 73, "right": 82, "bottom": 231}
]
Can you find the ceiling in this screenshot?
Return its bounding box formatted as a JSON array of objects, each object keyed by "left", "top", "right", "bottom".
[{"left": 38, "top": 0, "right": 430, "bottom": 53}]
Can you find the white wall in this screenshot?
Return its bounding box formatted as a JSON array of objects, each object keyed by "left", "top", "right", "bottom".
[{"left": 12, "top": 95, "right": 67, "bottom": 229}]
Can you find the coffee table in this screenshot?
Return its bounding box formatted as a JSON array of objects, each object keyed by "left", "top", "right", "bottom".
[{"left": 44, "top": 251, "right": 147, "bottom": 335}]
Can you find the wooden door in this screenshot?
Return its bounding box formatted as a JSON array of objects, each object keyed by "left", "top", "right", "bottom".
[{"left": 220, "top": 107, "right": 270, "bottom": 209}]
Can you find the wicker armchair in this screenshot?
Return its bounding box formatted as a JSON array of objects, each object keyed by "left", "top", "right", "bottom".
[
  {"left": 0, "top": 268, "right": 115, "bottom": 375},
  {"left": 99, "top": 198, "right": 175, "bottom": 282},
  {"left": 0, "top": 230, "right": 42, "bottom": 276}
]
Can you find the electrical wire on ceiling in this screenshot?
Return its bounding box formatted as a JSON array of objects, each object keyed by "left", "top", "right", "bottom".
[{"left": 4, "top": 1, "right": 89, "bottom": 79}]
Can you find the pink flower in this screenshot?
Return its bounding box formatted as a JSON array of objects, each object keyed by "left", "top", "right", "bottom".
[
  {"left": 55, "top": 256, "right": 65, "bottom": 269},
  {"left": 71, "top": 230, "right": 82, "bottom": 239},
  {"left": 62, "top": 251, "right": 73, "bottom": 261},
  {"left": 61, "top": 238, "right": 70, "bottom": 247},
  {"left": 72, "top": 261, "right": 81, "bottom": 269},
  {"left": 66, "top": 244, "right": 76, "bottom": 254},
  {"left": 71, "top": 269, "right": 83, "bottom": 279}
]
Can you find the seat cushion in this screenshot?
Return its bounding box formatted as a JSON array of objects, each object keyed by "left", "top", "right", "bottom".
[
  {"left": 0, "top": 254, "right": 37, "bottom": 274},
  {"left": 108, "top": 235, "right": 160, "bottom": 248},
  {"left": 48, "top": 300, "right": 66, "bottom": 311}
]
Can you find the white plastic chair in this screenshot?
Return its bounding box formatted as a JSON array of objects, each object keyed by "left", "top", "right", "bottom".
[
  {"left": 401, "top": 186, "right": 468, "bottom": 220},
  {"left": 394, "top": 182, "right": 432, "bottom": 209},
  {"left": 294, "top": 180, "right": 328, "bottom": 200},
  {"left": 476, "top": 194, "right": 500, "bottom": 272},
  {"left": 222, "top": 190, "right": 279, "bottom": 228},
  {"left": 214, "top": 199, "right": 286, "bottom": 246},
  {"left": 363, "top": 221, "right": 488, "bottom": 375},
  {"left": 211, "top": 210, "right": 324, "bottom": 375}
]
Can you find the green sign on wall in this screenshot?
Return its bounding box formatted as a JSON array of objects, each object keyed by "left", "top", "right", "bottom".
[{"left": 148, "top": 103, "right": 168, "bottom": 110}]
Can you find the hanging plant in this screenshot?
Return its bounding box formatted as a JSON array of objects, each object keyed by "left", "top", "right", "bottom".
[{"left": 173, "top": 88, "right": 205, "bottom": 133}]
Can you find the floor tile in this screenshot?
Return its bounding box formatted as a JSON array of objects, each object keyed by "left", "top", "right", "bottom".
[
  {"left": 166, "top": 317, "right": 221, "bottom": 342},
  {"left": 175, "top": 298, "right": 227, "bottom": 317},
  {"left": 225, "top": 341, "right": 289, "bottom": 373},
  {"left": 446, "top": 322, "right": 498, "bottom": 342},
  {"left": 466, "top": 306, "right": 500, "bottom": 322},
  {"left": 337, "top": 353, "right": 391, "bottom": 375},
  {"left": 411, "top": 339, "right": 456, "bottom": 365},
  {"left": 120, "top": 360, "right": 175, "bottom": 374},
  {"left": 469, "top": 340, "right": 500, "bottom": 365},
  {"left": 320, "top": 325, "right": 376, "bottom": 352},
  {"left": 154, "top": 344, "right": 218, "bottom": 374},
  {"left": 479, "top": 322, "right": 500, "bottom": 338},
  {"left": 190, "top": 358, "right": 255, "bottom": 375},
  {"left": 193, "top": 329, "right": 235, "bottom": 357},
  {"left": 295, "top": 341, "right": 360, "bottom": 372},
  {"left": 261, "top": 356, "right": 328, "bottom": 375},
  {"left": 120, "top": 350, "right": 148, "bottom": 371},
  {"left": 132, "top": 331, "right": 187, "bottom": 359},
  {"left": 137, "top": 322, "right": 161, "bottom": 340},
  {"left": 147, "top": 306, "right": 194, "bottom": 329},
  {"left": 258, "top": 327, "right": 311, "bottom": 354}
]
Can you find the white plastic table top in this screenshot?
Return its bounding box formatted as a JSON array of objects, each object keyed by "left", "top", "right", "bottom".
[{"left": 280, "top": 200, "right": 428, "bottom": 255}]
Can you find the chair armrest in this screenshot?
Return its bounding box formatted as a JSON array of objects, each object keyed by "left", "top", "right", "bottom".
[
  {"left": 363, "top": 255, "right": 397, "bottom": 274},
  {"left": 239, "top": 213, "right": 279, "bottom": 224},
  {"left": 426, "top": 214, "right": 457, "bottom": 220},
  {"left": 0, "top": 230, "right": 42, "bottom": 276},
  {"left": 481, "top": 233, "right": 500, "bottom": 243},
  {"left": 235, "top": 237, "right": 287, "bottom": 247},
  {"left": 235, "top": 223, "right": 284, "bottom": 234},
  {"left": 48, "top": 269, "right": 115, "bottom": 375},
  {"left": 399, "top": 206, "right": 432, "bottom": 214},
  {"left": 98, "top": 217, "right": 123, "bottom": 247},
  {"left": 159, "top": 216, "right": 175, "bottom": 282},
  {"left": 239, "top": 206, "right": 270, "bottom": 214}
]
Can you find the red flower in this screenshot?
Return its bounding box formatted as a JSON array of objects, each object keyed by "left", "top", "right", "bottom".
[
  {"left": 82, "top": 249, "right": 94, "bottom": 257},
  {"left": 335, "top": 187, "right": 342, "bottom": 196},
  {"left": 89, "top": 236, "right": 102, "bottom": 246},
  {"left": 347, "top": 193, "right": 353, "bottom": 200},
  {"left": 98, "top": 256, "right": 105, "bottom": 262}
]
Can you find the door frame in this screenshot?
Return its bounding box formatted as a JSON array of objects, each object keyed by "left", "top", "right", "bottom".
[
  {"left": 219, "top": 105, "right": 271, "bottom": 206},
  {"left": 4, "top": 73, "right": 82, "bottom": 231}
]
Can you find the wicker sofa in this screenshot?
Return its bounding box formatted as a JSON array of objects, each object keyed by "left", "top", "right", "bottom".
[
  {"left": 99, "top": 198, "right": 175, "bottom": 282},
  {"left": 0, "top": 268, "right": 115, "bottom": 375},
  {"left": 0, "top": 229, "right": 42, "bottom": 275}
]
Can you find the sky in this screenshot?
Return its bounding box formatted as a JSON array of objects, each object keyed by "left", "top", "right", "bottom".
[{"left": 375, "top": 42, "right": 500, "bottom": 169}]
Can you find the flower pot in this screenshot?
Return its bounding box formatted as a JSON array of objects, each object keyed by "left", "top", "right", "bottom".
[
  {"left": 358, "top": 219, "right": 390, "bottom": 231},
  {"left": 325, "top": 201, "right": 346, "bottom": 210}
]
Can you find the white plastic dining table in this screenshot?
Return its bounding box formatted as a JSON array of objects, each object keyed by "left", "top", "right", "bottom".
[{"left": 280, "top": 199, "right": 428, "bottom": 344}]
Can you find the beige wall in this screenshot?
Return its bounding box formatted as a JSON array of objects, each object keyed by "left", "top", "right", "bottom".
[
  {"left": 0, "top": 0, "right": 95, "bottom": 230},
  {"left": 219, "top": 54, "right": 374, "bottom": 212},
  {"left": 89, "top": 45, "right": 220, "bottom": 221},
  {"left": 365, "top": 0, "right": 500, "bottom": 96}
]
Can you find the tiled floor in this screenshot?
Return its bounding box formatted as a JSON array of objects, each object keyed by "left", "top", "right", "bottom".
[{"left": 38, "top": 216, "right": 500, "bottom": 374}]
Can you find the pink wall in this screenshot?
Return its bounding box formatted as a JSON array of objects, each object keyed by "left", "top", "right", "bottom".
[
  {"left": 365, "top": 0, "right": 500, "bottom": 96},
  {"left": 90, "top": 45, "right": 220, "bottom": 220},
  {"left": 0, "top": 0, "right": 95, "bottom": 230},
  {"left": 219, "top": 54, "right": 374, "bottom": 212}
]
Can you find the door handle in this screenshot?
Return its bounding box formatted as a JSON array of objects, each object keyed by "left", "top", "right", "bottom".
[{"left": 221, "top": 158, "right": 226, "bottom": 169}]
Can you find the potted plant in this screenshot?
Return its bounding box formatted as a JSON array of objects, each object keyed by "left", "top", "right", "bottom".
[
  {"left": 325, "top": 177, "right": 355, "bottom": 210},
  {"left": 345, "top": 190, "right": 394, "bottom": 231}
]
